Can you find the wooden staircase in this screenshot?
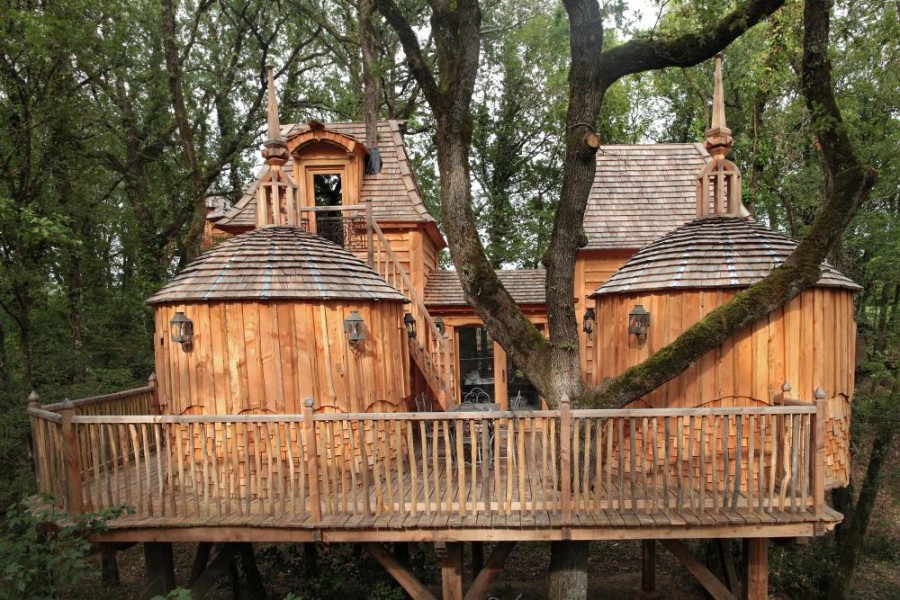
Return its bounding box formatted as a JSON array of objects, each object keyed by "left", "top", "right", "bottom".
[{"left": 370, "top": 222, "right": 455, "bottom": 409}]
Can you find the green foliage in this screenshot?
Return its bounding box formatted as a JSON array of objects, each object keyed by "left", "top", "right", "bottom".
[{"left": 0, "top": 501, "right": 127, "bottom": 600}]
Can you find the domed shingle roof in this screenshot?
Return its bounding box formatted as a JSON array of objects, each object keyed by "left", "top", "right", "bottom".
[
  {"left": 147, "top": 227, "right": 408, "bottom": 304},
  {"left": 592, "top": 217, "right": 860, "bottom": 296}
]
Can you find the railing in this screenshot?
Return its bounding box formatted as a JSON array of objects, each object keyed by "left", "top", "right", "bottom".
[
  {"left": 371, "top": 221, "right": 455, "bottom": 408},
  {"left": 28, "top": 379, "right": 161, "bottom": 511},
  {"left": 28, "top": 398, "right": 826, "bottom": 525},
  {"left": 298, "top": 204, "right": 372, "bottom": 256}
]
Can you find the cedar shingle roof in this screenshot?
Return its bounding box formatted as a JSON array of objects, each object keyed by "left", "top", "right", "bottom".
[
  {"left": 584, "top": 144, "right": 709, "bottom": 250},
  {"left": 214, "top": 120, "right": 434, "bottom": 229},
  {"left": 592, "top": 217, "right": 860, "bottom": 295},
  {"left": 147, "top": 226, "right": 408, "bottom": 304},
  {"left": 424, "top": 270, "right": 546, "bottom": 306}
]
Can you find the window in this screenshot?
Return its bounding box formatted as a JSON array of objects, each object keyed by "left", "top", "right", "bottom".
[
  {"left": 312, "top": 172, "right": 343, "bottom": 245},
  {"left": 458, "top": 326, "right": 495, "bottom": 403}
]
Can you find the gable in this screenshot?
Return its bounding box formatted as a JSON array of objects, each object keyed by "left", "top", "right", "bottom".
[{"left": 214, "top": 120, "right": 435, "bottom": 229}]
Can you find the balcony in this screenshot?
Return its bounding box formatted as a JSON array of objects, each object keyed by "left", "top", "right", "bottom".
[{"left": 27, "top": 383, "right": 841, "bottom": 544}]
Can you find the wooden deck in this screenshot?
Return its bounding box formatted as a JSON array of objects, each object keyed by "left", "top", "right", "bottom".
[{"left": 27, "top": 391, "right": 841, "bottom": 544}]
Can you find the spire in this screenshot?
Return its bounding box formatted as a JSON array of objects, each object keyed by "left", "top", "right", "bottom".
[
  {"left": 262, "top": 64, "right": 289, "bottom": 165},
  {"left": 256, "top": 64, "right": 298, "bottom": 227},
  {"left": 697, "top": 53, "right": 743, "bottom": 218},
  {"left": 704, "top": 53, "right": 734, "bottom": 158}
]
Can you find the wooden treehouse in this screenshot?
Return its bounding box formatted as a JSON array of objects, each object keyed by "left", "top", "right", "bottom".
[{"left": 28, "top": 58, "right": 855, "bottom": 600}]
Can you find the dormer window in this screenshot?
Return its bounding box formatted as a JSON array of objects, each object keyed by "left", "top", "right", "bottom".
[{"left": 312, "top": 172, "right": 344, "bottom": 245}]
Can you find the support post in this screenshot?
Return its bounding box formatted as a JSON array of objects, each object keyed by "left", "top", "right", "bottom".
[
  {"left": 302, "top": 397, "right": 322, "bottom": 522},
  {"left": 101, "top": 546, "right": 120, "bottom": 586},
  {"left": 560, "top": 397, "right": 572, "bottom": 523},
  {"left": 813, "top": 390, "right": 827, "bottom": 516},
  {"left": 464, "top": 541, "right": 517, "bottom": 600},
  {"left": 365, "top": 543, "right": 437, "bottom": 600},
  {"left": 190, "top": 542, "right": 213, "bottom": 585},
  {"left": 59, "top": 399, "right": 84, "bottom": 514},
  {"left": 148, "top": 373, "right": 161, "bottom": 414},
  {"left": 366, "top": 198, "right": 375, "bottom": 268},
  {"left": 741, "top": 538, "right": 768, "bottom": 600},
  {"left": 441, "top": 542, "right": 464, "bottom": 600},
  {"left": 640, "top": 540, "right": 657, "bottom": 598},
  {"left": 143, "top": 542, "right": 175, "bottom": 599},
  {"left": 27, "top": 391, "right": 41, "bottom": 481}
]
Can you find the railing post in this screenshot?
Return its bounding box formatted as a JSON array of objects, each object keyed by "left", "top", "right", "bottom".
[
  {"left": 365, "top": 199, "right": 374, "bottom": 268},
  {"left": 59, "top": 399, "right": 84, "bottom": 514},
  {"left": 560, "top": 398, "right": 572, "bottom": 523},
  {"left": 302, "top": 397, "right": 322, "bottom": 522},
  {"left": 148, "top": 373, "right": 162, "bottom": 415},
  {"left": 813, "top": 388, "right": 826, "bottom": 516},
  {"left": 27, "top": 391, "right": 41, "bottom": 482}
]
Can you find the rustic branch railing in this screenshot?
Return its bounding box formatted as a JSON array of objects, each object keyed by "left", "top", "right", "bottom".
[
  {"left": 28, "top": 398, "right": 826, "bottom": 524},
  {"left": 371, "top": 221, "right": 455, "bottom": 408}
]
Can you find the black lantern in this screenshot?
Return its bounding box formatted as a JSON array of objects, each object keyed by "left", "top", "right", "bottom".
[
  {"left": 628, "top": 304, "right": 650, "bottom": 341},
  {"left": 433, "top": 315, "right": 445, "bottom": 336},
  {"left": 169, "top": 311, "right": 194, "bottom": 352},
  {"left": 343, "top": 310, "right": 366, "bottom": 349},
  {"left": 582, "top": 307, "right": 596, "bottom": 336},
  {"left": 403, "top": 312, "right": 417, "bottom": 339}
]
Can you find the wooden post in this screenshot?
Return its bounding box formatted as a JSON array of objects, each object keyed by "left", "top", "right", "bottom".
[
  {"left": 640, "top": 540, "right": 658, "bottom": 598},
  {"left": 27, "top": 391, "right": 41, "bottom": 481},
  {"left": 59, "top": 399, "right": 84, "bottom": 514},
  {"left": 148, "top": 373, "right": 161, "bottom": 414},
  {"left": 366, "top": 199, "right": 375, "bottom": 268},
  {"left": 560, "top": 397, "right": 572, "bottom": 523},
  {"left": 813, "top": 388, "right": 827, "bottom": 516},
  {"left": 302, "top": 397, "right": 322, "bottom": 522},
  {"left": 143, "top": 542, "right": 176, "bottom": 599},
  {"left": 441, "top": 542, "right": 463, "bottom": 600},
  {"left": 741, "top": 538, "right": 768, "bottom": 600},
  {"left": 101, "top": 546, "right": 120, "bottom": 586}
]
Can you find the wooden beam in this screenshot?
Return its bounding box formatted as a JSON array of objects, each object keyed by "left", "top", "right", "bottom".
[
  {"left": 441, "top": 542, "right": 464, "bottom": 600},
  {"left": 661, "top": 540, "right": 735, "bottom": 600},
  {"left": 238, "top": 543, "right": 266, "bottom": 600},
  {"left": 719, "top": 539, "right": 741, "bottom": 595},
  {"left": 189, "top": 544, "right": 241, "bottom": 600},
  {"left": 741, "top": 538, "right": 768, "bottom": 600},
  {"left": 364, "top": 543, "right": 437, "bottom": 600},
  {"left": 190, "top": 542, "right": 213, "bottom": 585},
  {"left": 639, "top": 540, "right": 657, "bottom": 598},
  {"left": 142, "top": 542, "right": 175, "bottom": 599},
  {"left": 464, "top": 541, "right": 516, "bottom": 600}
]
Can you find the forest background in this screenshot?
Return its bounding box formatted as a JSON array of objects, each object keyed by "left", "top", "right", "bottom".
[{"left": 0, "top": 0, "right": 896, "bottom": 597}]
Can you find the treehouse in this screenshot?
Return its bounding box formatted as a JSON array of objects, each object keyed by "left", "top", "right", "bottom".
[{"left": 25, "top": 58, "right": 852, "bottom": 600}]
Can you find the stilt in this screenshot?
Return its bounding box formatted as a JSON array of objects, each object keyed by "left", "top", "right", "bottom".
[
  {"left": 639, "top": 540, "right": 658, "bottom": 598},
  {"left": 719, "top": 539, "right": 740, "bottom": 595},
  {"left": 189, "top": 544, "right": 241, "bottom": 600},
  {"left": 471, "top": 542, "right": 484, "bottom": 576},
  {"left": 190, "top": 542, "right": 213, "bottom": 585},
  {"left": 142, "top": 542, "right": 175, "bottom": 599},
  {"left": 464, "top": 541, "right": 516, "bottom": 600},
  {"left": 741, "top": 538, "right": 768, "bottom": 600},
  {"left": 440, "top": 542, "right": 464, "bottom": 600},
  {"left": 238, "top": 543, "right": 266, "bottom": 600},
  {"left": 101, "top": 546, "right": 120, "bottom": 586},
  {"left": 365, "top": 543, "right": 437, "bottom": 600}
]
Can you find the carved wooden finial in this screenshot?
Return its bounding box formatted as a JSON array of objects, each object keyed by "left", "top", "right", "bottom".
[
  {"left": 814, "top": 386, "right": 826, "bottom": 400},
  {"left": 27, "top": 390, "right": 40, "bottom": 405},
  {"left": 696, "top": 53, "right": 744, "bottom": 219},
  {"left": 262, "top": 64, "right": 289, "bottom": 165},
  {"left": 705, "top": 53, "right": 733, "bottom": 155},
  {"left": 782, "top": 381, "right": 792, "bottom": 393}
]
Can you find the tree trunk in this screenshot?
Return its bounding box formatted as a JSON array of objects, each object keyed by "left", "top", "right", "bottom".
[
  {"left": 548, "top": 541, "right": 589, "bottom": 599},
  {"left": 360, "top": 0, "right": 382, "bottom": 174}
]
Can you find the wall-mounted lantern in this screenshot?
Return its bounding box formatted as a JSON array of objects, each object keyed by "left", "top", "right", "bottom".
[
  {"left": 169, "top": 311, "right": 194, "bottom": 352},
  {"left": 582, "top": 307, "right": 596, "bottom": 337},
  {"left": 344, "top": 310, "right": 366, "bottom": 350},
  {"left": 403, "top": 312, "right": 417, "bottom": 339},
  {"left": 628, "top": 304, "right": 650, "bottom": 342},
  {"left": 433, "top": 315, "right": 445, "bottom": 336}
]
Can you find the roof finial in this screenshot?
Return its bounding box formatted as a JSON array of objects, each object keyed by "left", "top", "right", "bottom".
[
  {"left": 696, "top": 53, "right": 743, "bottom": 218},
  {"left": 262, "top": 64, "right": 289, "bottom": 165},
  {"left": 705, "top": 53, "right": 733, "bottom": 157}
]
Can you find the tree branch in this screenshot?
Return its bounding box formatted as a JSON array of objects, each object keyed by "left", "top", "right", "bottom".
[
  {"left": 597, "top": 0, "right": 787, "bottom": 87},
  {"left": 374, "top": 0, "right": 439, "bottom": 107}
]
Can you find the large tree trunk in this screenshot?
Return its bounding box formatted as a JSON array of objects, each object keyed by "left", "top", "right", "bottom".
[{"left": 549, "top": 541, "right": 589, "bottom": 599}]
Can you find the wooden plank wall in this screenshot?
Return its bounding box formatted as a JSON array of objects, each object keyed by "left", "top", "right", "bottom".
[
  {"left": 593, "top": 288, "right": 855, "bottom": 488},
  {"left": 575, "top": 251, "right": 633, "bottom": 386},
  {"left": 154, "top": 300, "right": 410, "bottom": 417}
]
